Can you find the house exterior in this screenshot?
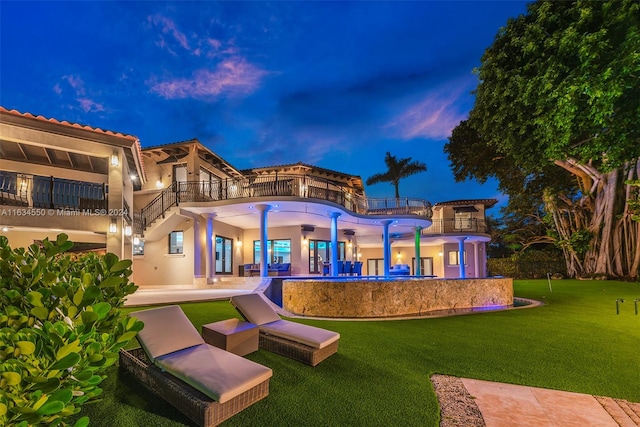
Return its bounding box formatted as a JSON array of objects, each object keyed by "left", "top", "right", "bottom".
[
  {"left": 1, "top": 108, "right": 496, "bottom": 287},
  {"left": 0, "top": 107, "right": 145, "bottom": 259}
]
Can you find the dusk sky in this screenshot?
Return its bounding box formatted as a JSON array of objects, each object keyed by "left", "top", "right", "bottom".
[{"left": 1, "top": 1, "right": 529, "bottom": 211}]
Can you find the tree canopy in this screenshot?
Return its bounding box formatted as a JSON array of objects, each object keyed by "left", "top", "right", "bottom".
[
  {"left": 366, "top": 152, "right": 427, "bottom": 199},
  {"left": 468, "top": 0, "right": 639, "bottom": 171},
  {"left": 446, "top": 0, "right": 640, "bottom": 278}
]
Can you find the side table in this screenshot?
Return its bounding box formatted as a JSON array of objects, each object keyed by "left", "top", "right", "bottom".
[{"left": 202, "top": 319, "right": 259, "bottom": 356}]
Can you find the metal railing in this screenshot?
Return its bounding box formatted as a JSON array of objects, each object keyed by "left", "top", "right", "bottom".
[
  {"left": 138, "top": 175, "right": 433, "bottom": 233},
  {"left": 366, "top": 197, "right": 433, "bottom": 217},
  {"left": 0, "top": 172, "right": 107, "bottom": 211},
  {"left": 422, "top": 218, "right": 489, "bottom": 235}
]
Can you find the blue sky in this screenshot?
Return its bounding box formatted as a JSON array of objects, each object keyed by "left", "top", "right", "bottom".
[{"left": 0, "top": 1, "right": 528, "bottom": 210}]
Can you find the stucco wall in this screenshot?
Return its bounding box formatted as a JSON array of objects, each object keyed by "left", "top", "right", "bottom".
[{"left": 283, "top": 277, "right": 513, "bottom": 318}]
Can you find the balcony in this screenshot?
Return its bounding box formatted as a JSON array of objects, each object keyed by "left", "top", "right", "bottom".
[
  {"left": 422, "top": 218, "right": 489, "bottom": 235},
  {"left": 0, "top": 171, "right": 107, "bottom": 211},
  {"left": 139, "top": 176, "right": 432, "bottom": 232}
]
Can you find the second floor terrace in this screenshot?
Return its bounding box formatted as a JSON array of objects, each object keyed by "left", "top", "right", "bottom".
[
  {"left": 139, "top": 174, "right": 433, "bottom": 232},
  {"left": 0, "top": 171, "right": 131, "bottom": 224},
  {"left": 1, "top": 170, "right": 490, "bottom": 238}
]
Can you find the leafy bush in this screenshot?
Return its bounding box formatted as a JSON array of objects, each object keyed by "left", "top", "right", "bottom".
[
  {"left": 0, "top": 234, "right": 143, "bottom": 426},
  {"left": 488, "top": 249, "right": 567, "bottom": 279}
]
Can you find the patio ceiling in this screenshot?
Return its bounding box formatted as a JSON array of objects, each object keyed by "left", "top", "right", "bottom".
[{"left": 0, "top": 139, "right": 109, "bottom": 174}]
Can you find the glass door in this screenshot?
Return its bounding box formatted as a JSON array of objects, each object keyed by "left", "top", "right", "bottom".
[
  {"left": 412, "top": 257, "right": 434, "bottom": 276},
  {"left": 309, "top": 240, "right": 330, "bottom": 273},
  {"left": 215, "top": 235, "right": 233, "bottom": 274},
  {"left": 367, "top": 258, "right": 384, "bottom": 275}
]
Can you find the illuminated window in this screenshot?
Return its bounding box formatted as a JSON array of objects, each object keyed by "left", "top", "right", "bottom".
[
  {"left": 448, "top": 251, "right": 466, "bottom": 265},
  {"left": 169, "top": 231, "right": 184, "bottom": 254},
  {"left": 253, "top": 239, "right": 291, "bottom": 264}
]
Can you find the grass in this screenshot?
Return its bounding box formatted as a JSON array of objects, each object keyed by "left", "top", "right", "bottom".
[{"left": 77, "top": 279, "right": 640, "bottom": 426}]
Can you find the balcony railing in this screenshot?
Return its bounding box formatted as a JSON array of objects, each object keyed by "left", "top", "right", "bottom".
[
  {"left": 422, "top": 218, "right": 489, "bottom": 235},
  {"left": 0, "top": 172, "right": 107, "bottom": 211},
  {"left": 138, "top": 175, "right": 432, "bottom": 232}
]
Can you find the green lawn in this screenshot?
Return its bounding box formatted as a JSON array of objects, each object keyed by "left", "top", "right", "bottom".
[{"left": 79, "top": 279, "right": 640, "bottom": 426}]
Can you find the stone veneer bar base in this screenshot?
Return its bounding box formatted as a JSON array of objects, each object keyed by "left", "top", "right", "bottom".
[{"left": 283, "top": 278, "right": 513, "bottom": 318}]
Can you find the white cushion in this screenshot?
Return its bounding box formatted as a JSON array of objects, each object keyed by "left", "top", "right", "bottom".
[
  {"left": 231, "top": 294, "right": 280, "bottom": 325},
  {"left": 156, "top": 344, "right": 272, "bottom": 403},
  {"left": 260, "top": 320, "right": 340, "bottom": 349},
  {"left": 130, "top": 305, "right": 205, "bottom": 362}
]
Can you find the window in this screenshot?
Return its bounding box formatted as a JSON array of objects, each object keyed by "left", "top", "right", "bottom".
[
  {"left": 448, "top": 251, "right": 466, "bottom": 265},
  {"left": 253, "top": 239, "right": 291, "bottom": 265},
  {"left": 215, "top": 235, "right": 233, "bottom": 274},
  {"left": 169, "top": 231, "right": 184, "bottom": 254},
  {"left": 133, "top": 239, "right": 145, "bottom": 256},
  {"left": 454, "top": 211, "right": 472, "bottom": 229},
  {"left": 173, "top": 165, "right": 187, "bottom": 183}
]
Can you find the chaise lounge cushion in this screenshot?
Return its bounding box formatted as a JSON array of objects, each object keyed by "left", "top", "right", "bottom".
[
  {"left": 231, "top": 293, "right": 281, "bottom": 326},
  {"left": 156, "top": 344, "right": 272, "bottom": 404},
  {"left": 132, "top": 305, "right": 205, "bottom": 362},
  {"left": 260, "top": 319, "right": 340, "bottom": 349}
]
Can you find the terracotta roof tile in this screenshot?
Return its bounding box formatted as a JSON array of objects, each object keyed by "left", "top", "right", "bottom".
[
  {"left": 0, "top": 106, "right": 146, "bottom": 181},
  {"left": 0, "top": 106, "right": 138, "bottom": 141}
]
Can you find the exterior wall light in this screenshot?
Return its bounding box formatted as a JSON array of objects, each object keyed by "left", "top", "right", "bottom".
[
  {"left": 124, "top": 224, "right": 132, "bottom": 237},
  {"left": 111, "top": 153, "right": 119, "bottom": 167},
  {"left": 109, "top": 218, "right": 117, "bottom": 234}
]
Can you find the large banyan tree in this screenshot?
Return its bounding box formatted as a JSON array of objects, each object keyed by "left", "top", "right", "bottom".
[{"left": 446, "top": 1, "right": 640, "bottom": 278}]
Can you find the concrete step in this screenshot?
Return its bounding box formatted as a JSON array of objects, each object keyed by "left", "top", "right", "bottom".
[{"left": 595, "top": 396, "right": 640, "bottom": 427}]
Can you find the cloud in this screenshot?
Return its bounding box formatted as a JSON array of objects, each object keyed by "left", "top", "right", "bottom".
[
  {"left": 148, "top": 15, "right": 190, "bottom": 51},
  {"left": 149, "top": 57, "right": 268, "bottom": 100},
  {"left": 53, "top": 75, "right": 105, "bottom": 113},
  {"left": 385, "top": 77, "right": 475, "bottom": 140},
  {"left": 77, "top": 98, "right": 105, "bottom": 113}
]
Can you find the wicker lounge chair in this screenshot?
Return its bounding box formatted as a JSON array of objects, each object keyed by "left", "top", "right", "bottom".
[
  {"left": 230, "top": 293, "right": 340, "bottom": 366},
  {"left": 119, "top": 305, "right": 272, "bottom": 427}
]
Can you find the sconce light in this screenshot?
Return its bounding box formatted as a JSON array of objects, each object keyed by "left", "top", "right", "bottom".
[
  {"left": 237, "top": 238, "right": 242, "bottom": 247},
  {"left": 124, "top": 224, "right": 132, "bottom": 237},
  {"left": 156, "top": 179, "right": 163, "bottom": 189},
  {"left": 133, "top": 235, "right": 140, "bottom": 245},
  {"left": 109, "top": 218, "right": 117, "bottom": 234},
  {"left": 397, "top": 251, "right": 402, "bottom": 259},
  {"left": 111, "top": 153, "right": 119, "bottom": 167},
  {"left": 357, "top": 252, "right": 362, "bottom": 259},
  {"left": 438, "top": 251, "right": 443, "bottom": 257}
]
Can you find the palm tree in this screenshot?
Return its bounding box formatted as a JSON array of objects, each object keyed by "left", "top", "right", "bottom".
[{"left": 366, "top": 152, "right": 427, "bottom": 199}]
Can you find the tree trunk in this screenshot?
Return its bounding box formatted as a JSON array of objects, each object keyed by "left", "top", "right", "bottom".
[{"left": 549, "top": 158, "right": 639, "bottom": 279}]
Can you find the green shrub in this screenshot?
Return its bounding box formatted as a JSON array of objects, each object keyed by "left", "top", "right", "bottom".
[
  {"left": 488, "top": 249, "right": 567, "bottom": 279},
  {"left": 0, "top": 234, "right": 143, "bottom": 426}
]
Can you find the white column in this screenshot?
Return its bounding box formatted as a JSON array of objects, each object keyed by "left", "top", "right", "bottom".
[
  {"left": 206, "top": 214, "right": 215, "bottom": 283},
  {"left": 330, "top": 212, "right": 341, "bottom": 276},
  {"left": 473, "top": 241, "right": 480, "bottom": 278},
  {"left": 382, "top": 220, "right": 392, "bottom": 276},
  {"left": 255, "top": 204, "right": 271, "bottom": 277},
  {"left": 457, "top": 237, "right": 466, "bottom": 279}
]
